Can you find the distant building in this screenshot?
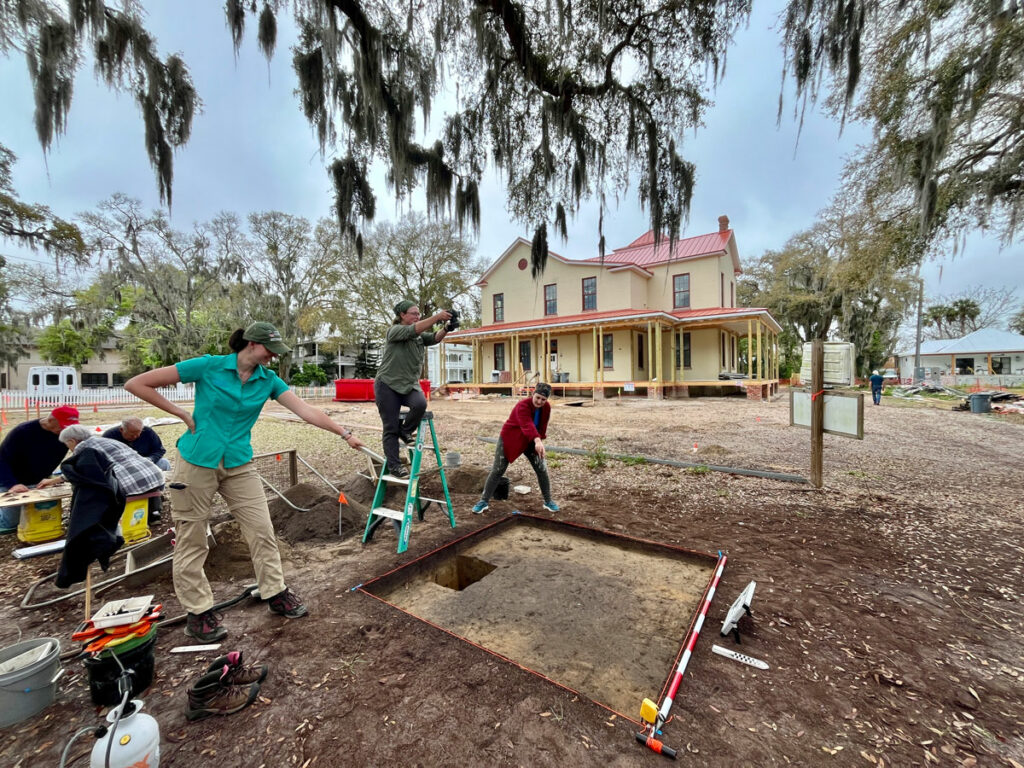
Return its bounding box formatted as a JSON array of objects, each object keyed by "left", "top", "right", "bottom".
[
  {"left": 445, "top": 216, "right": 782, "bottom": 399},
  {"left": 896, "top": 328, "right": 1024, "bottom": 377},
  {"left": 427, "top": 344, "right": 473, "bottom": 387},
  {"left": 1, "top": 335, "right": 126, "bottom": 390}
]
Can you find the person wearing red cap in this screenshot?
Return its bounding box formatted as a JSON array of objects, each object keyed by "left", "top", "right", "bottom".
[{"left": 0, "top": 406, "right": 80, "bottom": 532}]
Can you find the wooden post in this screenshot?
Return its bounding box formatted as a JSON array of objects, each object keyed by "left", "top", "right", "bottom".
[
  {"left": 756, "top": 322, "right": 763, "bottom": 380},
  {"left": 747, "top": 320, "right": 753, "bottom": 378},
  {"left": 84, "top": 566, "right": 92, "bottom": 622},
  {"left": 655, "top": 322, "right": 663, "bottom": 390},
  {"left": 810, "top": 339, "right": 824, "bottom": 488}
]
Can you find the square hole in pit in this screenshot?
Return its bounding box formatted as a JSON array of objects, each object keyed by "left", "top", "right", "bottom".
[{"left": 361, "top": 515, "right": 718, "bottom": 718}]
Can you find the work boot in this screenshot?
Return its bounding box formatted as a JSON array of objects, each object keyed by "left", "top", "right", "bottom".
[
  {"left": 149, "top": 496, "right": 163, "bottom": 523},
  {"left": 185, "top": 609, "right": 228, "bottom": 642},
  {"left": 186, "top": 667, "right": 260, "bottom": 722},
  {"left": 386, "top": 465, "right": 409, "bottom": 479},
  {"left": 267, "top": 587, "right": 308, "bottom": 619},
  {"left": 206, "top": 650, "right": 269, "bottom": 685}
]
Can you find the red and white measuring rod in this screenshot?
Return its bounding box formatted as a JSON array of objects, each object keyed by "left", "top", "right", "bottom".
[{"left": 655, "top": 553, "right": 727, "bottom": 730}]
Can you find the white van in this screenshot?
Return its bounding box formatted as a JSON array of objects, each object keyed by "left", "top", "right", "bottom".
[{"left": 27, "top": 366, "right": 78, "bottom": 395}]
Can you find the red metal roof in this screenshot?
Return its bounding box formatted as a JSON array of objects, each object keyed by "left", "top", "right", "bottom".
[
  {"left": 580, "top": 229, "right": 732, "bottom": 268},
  {"left": 447, "top": 306, "right": 777, "bottom": 338}
]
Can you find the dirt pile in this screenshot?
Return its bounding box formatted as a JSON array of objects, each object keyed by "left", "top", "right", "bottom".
[{"left": 269, "top": 477, "right": 375, "bottom": 543}]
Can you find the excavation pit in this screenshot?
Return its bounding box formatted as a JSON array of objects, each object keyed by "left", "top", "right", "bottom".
[{"left": 360, "top": 514, "right": 719, "bottom": 719}]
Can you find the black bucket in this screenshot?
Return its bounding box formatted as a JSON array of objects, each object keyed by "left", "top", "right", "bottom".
[{"left": 83, "top": 629, "right": 157, "bottom": 706}]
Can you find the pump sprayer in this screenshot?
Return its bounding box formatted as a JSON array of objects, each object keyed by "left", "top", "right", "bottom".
[{"left": 60, "top": 660, "right": 160, "bottom": 768}]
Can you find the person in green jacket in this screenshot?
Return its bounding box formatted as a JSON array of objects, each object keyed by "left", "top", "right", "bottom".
[
  {"left": 374, "top": 300, "right": 452, "bottom": 478},
  {"left": 126, "top": 322, "right": 365, "bottom": 642}
]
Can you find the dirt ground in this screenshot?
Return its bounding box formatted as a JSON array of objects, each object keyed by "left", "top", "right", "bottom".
[{"left": 1, "top": 390, "right": 1022, "bottom": 767}]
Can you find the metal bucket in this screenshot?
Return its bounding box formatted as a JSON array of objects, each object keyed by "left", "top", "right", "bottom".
[
  {"left": 0, "top": 637, "right": 62, "bottom": 728},
  {"left": 969, "top": 393, "right": 992, "bottom": 414}
]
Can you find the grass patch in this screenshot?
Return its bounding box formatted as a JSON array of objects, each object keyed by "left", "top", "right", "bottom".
[
  {"left": 684, "top": 464, "right": 710, "bottom": 475},
  {"left": 619, "top": 456, "right": 648, "bottom": 466}
]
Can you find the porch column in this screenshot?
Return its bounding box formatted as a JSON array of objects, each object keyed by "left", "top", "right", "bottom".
[
  {"left": 592, "top": 326, "right": 598, "bottom": 383},
  {"left": 756, "top": 321, "right": 763, "bottom": 380},
  {"left": 987, "top": 353, "right": 992, "bottom": 375},
  {"left": 647, "top": 321, "right": 653, "bottom": 382},
  {"left": 671, "top": 327, "right": 677, "bottom": 383},
  {"left": 680, "top": 328, "right": 686, "bottom": 382},
  {"left": 598, "top": 325, "right": 605, "bottom": 382},
  {"left": 655, "top": 322, "right": 663, "bottom": 386},
  {"left": 439, "top": 340, "right": 446, "bottom": 384},
  {"left": 749, "top": 319, "right": 757, "bottom": 378}
]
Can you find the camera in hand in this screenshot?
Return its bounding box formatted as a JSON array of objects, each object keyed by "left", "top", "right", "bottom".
[{"left": 445, "top": 308, "right": 460, "bottom": 331}]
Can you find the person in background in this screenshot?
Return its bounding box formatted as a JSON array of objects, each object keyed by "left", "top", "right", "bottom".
[
  {"left": 0, "top": 406, "right": 80, "bottom": 532},
  {"left": 374, "top": 300, "right": 452, "bottom": 478},
  {"left": 870, "top": 369, "right": 885, "bottom": 406},
  {"left": 51, "top": 425, "right": 168, "bottom": 588},
  {"left": 56, "top": 425, "right": 165, "bottom": 498},
  {"left": 472, "top": 382, "right": 560, "bottom": 515},
  {"left": 125, "top": 321, "right": 365, "bottom": 643},
  {"left": 103, "top": 417, "right": 171, "bottom": 470}
]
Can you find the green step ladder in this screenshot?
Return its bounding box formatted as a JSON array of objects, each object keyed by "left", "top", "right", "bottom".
[{"left": 362, "top": 410, "right": 456, "bottom": 554}]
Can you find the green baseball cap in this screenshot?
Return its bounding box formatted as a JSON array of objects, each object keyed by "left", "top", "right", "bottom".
[{"left": 243, "top": 322, "right": 291, "bottom": 355}]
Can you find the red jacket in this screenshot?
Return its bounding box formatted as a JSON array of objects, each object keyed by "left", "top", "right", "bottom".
[{"left": 500, "top": 397, "right": 551, "bottom": 462}]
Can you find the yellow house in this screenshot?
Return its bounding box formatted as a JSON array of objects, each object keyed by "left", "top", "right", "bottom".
[{"left": 444, "top": 216, "right": 782, "bottom": 400}]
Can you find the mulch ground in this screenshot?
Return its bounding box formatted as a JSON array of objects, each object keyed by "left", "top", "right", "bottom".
[{"left": 0, "top": 391, "right": 1022, "bottom": 767}]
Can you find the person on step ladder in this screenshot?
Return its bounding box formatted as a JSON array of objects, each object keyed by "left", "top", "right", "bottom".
[
  {"left": 375, "top": 300, "right": 453, "bottom": 478},
  {"left": 473, "top": 382, "right": 560, "bottom": 515}
]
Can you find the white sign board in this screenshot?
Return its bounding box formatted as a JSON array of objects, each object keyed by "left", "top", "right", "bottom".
[
  {"left": 790, "top": 389, "right": 864, "bottom": 439},
  {"left": 799, "top": 342, "right": 856, "bottom": 387},
  {"left": 623, "top": 382, "right": 635, "bottom": 392}
]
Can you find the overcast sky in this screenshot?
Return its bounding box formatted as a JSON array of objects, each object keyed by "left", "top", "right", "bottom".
[{"left": 1, "top": 1, "right": 1021, "bottom": 308}]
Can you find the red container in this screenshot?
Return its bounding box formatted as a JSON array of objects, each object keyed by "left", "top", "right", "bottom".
[{"left": 334, "top": 379, "right": 431, "bottom": 401}]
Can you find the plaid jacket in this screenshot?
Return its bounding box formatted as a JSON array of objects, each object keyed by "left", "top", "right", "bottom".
[{"left": 74, "top": 437, "right": 164, "bottom": 496}]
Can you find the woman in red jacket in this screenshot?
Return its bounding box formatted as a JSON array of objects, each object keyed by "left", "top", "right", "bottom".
[{"left": 472, "top": 382, "right": 559, "bottom": 514}]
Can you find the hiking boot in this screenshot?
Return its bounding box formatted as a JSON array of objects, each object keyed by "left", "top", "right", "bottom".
[
  {"left": 386, "top": 465, "right": 409, "bottom": 479},
  {"left": 398, "top": 430, "right": 415, "bottom": 445},
  {"left": 471, "top": 500, "right": 489, "bottom": 515},
  {"left": 186, "top": 667, "right": 260, "bottom": 722},
  {"left": 267, "top": 587, "right": 308, "bottom": 619},
  {"left": 542, "top": 500, "right": 560, "bottom": 513},
  {"left": 185, "top": 610, "right": 227, "bottom": 642},
  {"left": 206, "top": 650, "right": 268, "bottom": 685}
]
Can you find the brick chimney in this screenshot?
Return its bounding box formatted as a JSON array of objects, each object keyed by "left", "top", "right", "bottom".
[{"left": 718, "top": 214, "right": 730, "bottom": 232}]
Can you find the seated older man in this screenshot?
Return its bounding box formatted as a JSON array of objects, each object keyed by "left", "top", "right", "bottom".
[
  {"left": 54, "top": 425, "right": 166, "bottom": 588},
  {"left": 57, "top": 426, "right": 166, "bottom": 498},
  {"left": 0, "top": 405, "right": 80, "bottom": 532},
  {"left": 102, "top": 417, "right": 171, "bottom": 470}
]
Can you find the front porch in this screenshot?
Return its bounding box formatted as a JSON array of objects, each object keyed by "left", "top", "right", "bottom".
[
  {"left": 442, "top": 309, "right": 782, "bottom": 401},
  {"left": 443, "top": 378, "right": 780, "bottom": 401}
]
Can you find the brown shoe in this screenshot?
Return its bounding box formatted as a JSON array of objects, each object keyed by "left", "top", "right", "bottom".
[
  {"left": 185, "top": 609, "right": 227, "bottom": 643},
  {"left": 186, "top": 667, "right": 260, "bottom": 722},
  {"left": 206, "top": 651, "right": 268, "bottom": 685}
]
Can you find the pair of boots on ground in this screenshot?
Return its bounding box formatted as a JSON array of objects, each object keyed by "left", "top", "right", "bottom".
[{"left": 187, "top": 650, "right": 268, "bottom": 721}]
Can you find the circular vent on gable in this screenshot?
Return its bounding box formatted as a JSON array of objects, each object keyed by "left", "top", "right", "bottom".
[{"left": 517, "top": 258, "right": 528, "bottom": 271}]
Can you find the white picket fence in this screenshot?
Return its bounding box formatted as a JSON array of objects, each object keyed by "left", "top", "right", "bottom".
[{"left": 1, "top": 383, "right": 339, "bottom": 417}]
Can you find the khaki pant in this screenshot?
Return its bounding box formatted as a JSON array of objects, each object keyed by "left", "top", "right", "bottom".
[{"left": 168, "top": 455, "right": 285, "bottom": 614}]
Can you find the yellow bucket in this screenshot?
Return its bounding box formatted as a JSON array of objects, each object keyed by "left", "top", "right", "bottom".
[
  {"left": 17, "top": 500, "right": 65, "bottom": 544},
  {"left": 120, "top": 497, "right": 150, "bottom": 545}
]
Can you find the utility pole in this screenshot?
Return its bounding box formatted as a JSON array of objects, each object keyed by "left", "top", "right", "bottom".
[{"left": 913, "top": 265, "right": 924, "bottom": 384}]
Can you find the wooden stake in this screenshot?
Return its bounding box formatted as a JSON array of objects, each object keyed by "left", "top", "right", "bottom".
[{"left": 84, "top": 565, "right": 92, "bottom": 621}]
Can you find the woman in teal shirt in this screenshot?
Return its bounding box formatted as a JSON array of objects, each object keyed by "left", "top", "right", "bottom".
[{"left": 126, "top": 322, "right": 364, "bottom": 642}]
